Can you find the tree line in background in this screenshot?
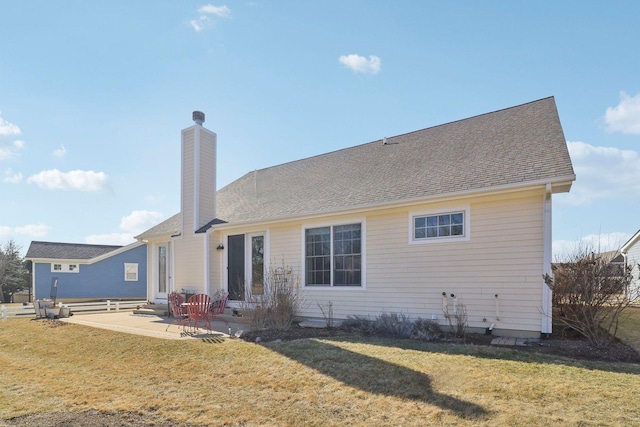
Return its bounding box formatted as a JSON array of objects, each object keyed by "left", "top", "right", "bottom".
[{"left": 0, "top": 240, "right": 30, "bottom": 303}]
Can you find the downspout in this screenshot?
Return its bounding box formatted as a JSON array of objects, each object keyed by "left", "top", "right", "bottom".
[
  {"left": 204, "top": 229, "right": 210, "bottom": 296},
  {"left": 541, "top": 183, "right": 553, "bottom": 336},
  {"left": 31, "top": 262, "right": 36, "bottom": 301}
]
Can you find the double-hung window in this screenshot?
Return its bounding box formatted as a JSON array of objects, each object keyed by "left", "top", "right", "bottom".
[
  {"left": 124, "top": 263, "right": 139, "bottom": 281},
  {"left": 305, "top": 223, "right": 362, "bottom": 287}
]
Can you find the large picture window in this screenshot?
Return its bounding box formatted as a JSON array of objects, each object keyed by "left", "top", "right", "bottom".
[{"left": 305, "top": 223, "right": 362, "bottom": 287}]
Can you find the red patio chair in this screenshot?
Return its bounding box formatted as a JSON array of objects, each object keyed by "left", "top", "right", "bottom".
[
  {"left": 186, "top": 293, "right": 213, "bottom": 333},
  {"left": 166, "top": 291, "right": 189, "bottom": 331},
  {"left": 208, "top": 292, "right": 230, "bottom": 331}
]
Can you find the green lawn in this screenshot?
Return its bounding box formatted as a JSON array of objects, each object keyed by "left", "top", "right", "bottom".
[{"left": 1, "top": 317, "right": 639, "bottom": 426}]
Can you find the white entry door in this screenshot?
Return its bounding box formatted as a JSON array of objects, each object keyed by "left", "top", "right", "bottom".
[{"left": 156, "top": 243, "right": 169, "bottom": 301}]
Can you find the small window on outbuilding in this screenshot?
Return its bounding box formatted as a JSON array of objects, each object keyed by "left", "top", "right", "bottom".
[{"left": 125, "top": 263, "right": 138, "bottom": 281}]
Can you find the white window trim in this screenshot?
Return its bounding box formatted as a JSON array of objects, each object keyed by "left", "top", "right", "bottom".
[
  {"left": 301, "top": 219, "right": 366, "bottom": 289},
  {"left": 124, "top": 263, "right": 139, "bottom": 282},
  {"left": 409, "top": 205, "right": 471, "bottom": 245},
  {"left": 50, "top": 263, "right": 80, "bottom": 273}
]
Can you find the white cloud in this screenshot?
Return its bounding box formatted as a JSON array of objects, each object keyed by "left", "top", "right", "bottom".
[
  {"left": 198, "top": 4, "right": 231, "bottom": 17},
  {"left": 53, "top": 145, "right": 66, "bottom": 158},
  {"left": 558, "top": 141, "right": 640, "bottom": 205},
  {"left": 0, "top": 223, "right": 51, "bottom": 239},
  {"left": 553, "top": 232, "right": 631, "bottom": 261},
  {"left": 119, "top": 210, "right": 164, "bottom": 234},
  {"left": 3, "top": 168, "right": 23, "bottom": 183},
  {"left": 85, "top": 210, "right": 164, "bottom": 246},
  {"left": 339, "top": 54, "right": 381, "bottom": 74},
  {"left": 27, "top": 169, "right": 109, "bottom": 191},
  {"left": 14, "top": 223, "right": 52, "bottom": 238},
  {"left": 190, "top": 4, "right": 230, "bottom": 31},
  {"left": 0, "top": 139, "right": 25, "bottom": 160},
  {"left": 0, "top": 112, "right": 21, "bottom": 136},
  {"left": 190, "top": 16, "right": 210, "bottom": 32},
  {"left": 604, "top": 92, "right": 640, "bottom": 134},
  {"left": 85, "top": 233, "right": 136, "bottom": 246}
]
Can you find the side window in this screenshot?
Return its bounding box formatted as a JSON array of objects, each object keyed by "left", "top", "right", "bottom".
[
  {"left": 124, "top": 263, "right": 139, "bottom": 281},
  {"left": 410, "top": 207, "right": 470, "bottom": 244}
]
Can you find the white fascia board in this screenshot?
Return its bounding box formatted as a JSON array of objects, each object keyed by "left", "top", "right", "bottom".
[
  {"left": 621, "top": 229, "right": 640, "bottom": 253},
  {"left": 210, "top": 177, "right": 575, "bottom": 232}
]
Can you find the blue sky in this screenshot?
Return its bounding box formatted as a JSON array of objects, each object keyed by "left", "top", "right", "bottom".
[{"left": 1, "top": 1, "right": 639, "bottom": 258}]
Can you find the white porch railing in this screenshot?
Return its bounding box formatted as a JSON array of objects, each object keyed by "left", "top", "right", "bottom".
[{"left": 1, "top": 300, "right": 149, "bottom": 320}]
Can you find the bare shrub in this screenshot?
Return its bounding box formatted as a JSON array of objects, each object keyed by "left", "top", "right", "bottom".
[
  {"left": 374, "top": 312, "right": 414, "bottom": 338},
  {"left": 545, "top": 243, "right": 639, "bottom": 347},
  {"left": 412, "top": 318, "right": 442, "bottom": 341},
  {"left": 443, "top": 299, "right": 468, "bottom": 340},
  {"left": 344, "top": 313, "right": 442, "bottom": 341},
  {"left": 342, "top": 315, "right": 376, "bottom": 335},
  {"left": 242, "top": 261, "right": 304, "bottom": 331},
  {"left": 317, "top": 301, "right": 335, "bottom": 328}
]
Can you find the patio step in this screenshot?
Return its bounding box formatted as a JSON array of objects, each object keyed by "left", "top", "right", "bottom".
[{"left": 133, "top": 303, "right": 168, "bottom": 317}]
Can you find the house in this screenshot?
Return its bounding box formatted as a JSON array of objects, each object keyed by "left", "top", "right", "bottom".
[
  {"left": 25, "top": 241, "right": 147, "bottom": 301},
  {"left": 136, "top": 97, "right": 575, "bottom": 337},
  {"left": 619, "top": 229, "right": 640, "bottom": 295}
]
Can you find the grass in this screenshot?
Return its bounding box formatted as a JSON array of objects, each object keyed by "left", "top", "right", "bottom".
[
  {"left": 617, "top": 305, "right": 640, "bottom": 353},
  {"left": 1, "top": 318, "right": 639, "bottom": 426}
]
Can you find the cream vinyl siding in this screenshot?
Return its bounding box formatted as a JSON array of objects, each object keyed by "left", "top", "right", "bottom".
[
  {"left": 264, "top": 189, "right": 545, "bottom": 334},
  {"left": 209, "top": 231, "right": 224, "bottom": 293},
  {"left": 173, "top": 235, "right": 206, "bottom": 293},
  {"left": 181, "top": 128, "right": 195, "bottom": 233},
  {"left": 213, "top": 188, "right": 548, "bottom": 334},
  {"left": 627, "top": 241, "right": 640, "bottom": 294},
  {"left": 196, "top": 129, "right": 216, "bottom": 230}
]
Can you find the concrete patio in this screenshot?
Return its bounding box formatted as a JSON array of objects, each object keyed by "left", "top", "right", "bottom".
[{"left": 60, "top": 310, "right": 247, "bottom": 340}]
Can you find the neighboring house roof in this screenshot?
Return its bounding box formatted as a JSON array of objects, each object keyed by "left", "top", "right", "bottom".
[
  {"left": 611, "top": 253, "right": 625, "bottom": 263},
  {"left": 26, "top": 241, "right": 122, "bottom": 260},
  {"left": 139, "top": 96, "right": 575, "bottom": 238}
]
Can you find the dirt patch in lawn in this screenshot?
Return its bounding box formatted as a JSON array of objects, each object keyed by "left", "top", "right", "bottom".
[{"left": 1, "top": 409, "right": 201, "bottom": 427}]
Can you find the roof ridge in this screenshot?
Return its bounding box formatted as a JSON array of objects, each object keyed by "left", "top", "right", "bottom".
[{"left": 30, "top": 241, "right": 123, "bottom": 248}]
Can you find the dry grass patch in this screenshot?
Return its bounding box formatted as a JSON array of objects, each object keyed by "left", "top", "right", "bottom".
[
  {"left": 1, "top": 318, "right": 640, "bottom": 426},
  {"left": 617, "top": 306, "right": 640, "bottom": 353}
]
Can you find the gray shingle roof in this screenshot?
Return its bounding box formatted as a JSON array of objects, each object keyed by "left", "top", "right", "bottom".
[
  {"left": 135, "top": 213, "right": 181, "bottom": 240},
  {"left": 139, "top": 97, "right": 575, "bottom": 237},
  {"left": 26, "top": 241, "right": 122, "bottom": 260},
  {"left": 216, "top": 97, "right": 574, "bottom": 223}
]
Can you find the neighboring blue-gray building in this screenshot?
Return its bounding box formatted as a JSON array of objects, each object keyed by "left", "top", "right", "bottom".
[{"left": 26, "top": 241, "right": 147, "bottom": 301}]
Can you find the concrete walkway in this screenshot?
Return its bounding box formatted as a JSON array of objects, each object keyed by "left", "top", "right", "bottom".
[{"left": 61, "top": 311, "right": 247, "bottom": 340}]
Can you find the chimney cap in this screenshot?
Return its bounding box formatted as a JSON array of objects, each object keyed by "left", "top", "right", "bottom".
[{"left": 192, "top": 111, "right": 205, "bottom": 125}]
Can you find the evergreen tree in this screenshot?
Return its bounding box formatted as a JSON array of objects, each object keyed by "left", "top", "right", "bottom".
[{"left": 0, "top": 240, "right": 29, "bottom": 303}]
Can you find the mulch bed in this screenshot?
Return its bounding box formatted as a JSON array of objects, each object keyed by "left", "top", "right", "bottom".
[{"left": 240, "top": 324, "right": 640, "bottom": 364}]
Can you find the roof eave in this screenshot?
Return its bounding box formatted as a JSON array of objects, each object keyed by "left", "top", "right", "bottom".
[
  {"left": 212, "top": 175, "right": 576, "bottom": 231},
  {"left": 621, "top": 229, "right": 640, "bottom": 253}
]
